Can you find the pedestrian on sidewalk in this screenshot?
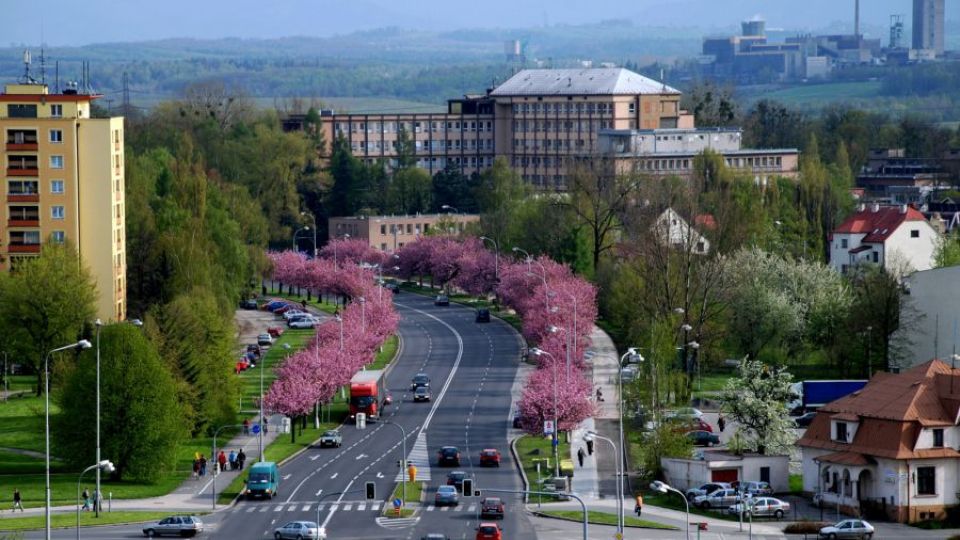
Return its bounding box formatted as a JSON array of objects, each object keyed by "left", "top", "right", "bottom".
[
  {"left": 635, "top": 494, "right": 643, "bottom": 517},
  {"left": 91, "top": 490, "right": 99, "bottom": 513},
  {"left": 243, "top": 418, "right": 250, "bottom": 435},
  {"left": 237, "top": 449, "right": 246, "bottom": 470},
  {"left": 81, "top": 488, "right": 91, "bottom": 511},
  {"left": 718, "top": 414, "right": 726, "bottom": 433},
  {"left": 229, "top": 449, "right": 237, "bottom": 471},
  {"left": 586, "top": 438, "right": 594, "bottom": 455},
  {"left": 12, "top": 488, "right": 23, "bottom": 512},
  {"left": 577, "top": 447, "right": 585, "bottom": 467},
  {"left": 263, "top": 416, "right": 269, "bottom": 434},
  {"left": 199, "top": 455, "right": 207, "bottom": 477},
  {"left": 217, "top": 450, "right": 227, "bottom": 474},
  {"left": 596, "top": 387, "right": 604, "bottom": 402}
]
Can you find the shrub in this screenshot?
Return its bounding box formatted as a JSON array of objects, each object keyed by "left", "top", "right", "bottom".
[{"left": 784, "top": 521, "right": 829, "bottom": 534}]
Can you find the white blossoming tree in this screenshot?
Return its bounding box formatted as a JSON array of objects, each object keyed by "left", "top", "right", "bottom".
[{"left": 719, "top": 358, "right": 797, "bottom": 455}]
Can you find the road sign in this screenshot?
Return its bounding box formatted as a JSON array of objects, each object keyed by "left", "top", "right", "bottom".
[
  {"left": 251, "top": 424, "right": 261, "bottom": 435},
  {"left": 393, "top": 497, "right": 402, "bottom": 508},
  {"left": 552, "top": 436, "right": 559, "bottom": 447},
  {"left": 615, "top": 533, "right": 623, "bottom": 540},
  {"left": 544, "top": 420, "right": 555, "bottom": 435}
]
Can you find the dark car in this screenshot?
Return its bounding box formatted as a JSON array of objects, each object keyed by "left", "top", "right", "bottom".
[
  {"left": 795, "top": 412, "right": 817, "bottom": 428},
  {"left": 240, "top": 299, "right": 258, "bottom": 310},
  {"left": 413, "top": 386, "right": 431, "bottom": 402},
  {"left": 437, "top": 446, "right": 460, "bottom": 467},
  {"left": 411, "top": 373, "right": 431, "bottom": 390},
  {"left": 434, "top": 295, "right": 450, "bottom": 306},
  {"left": 475, "top": 308, "right": 491, "bottom": 323},
  {"left": 687, "top": 430, "right": 721, "bottom": 447},
  {"left": 512, "top": 413, "right": 522, "bottom": 429},
  {"left": 480, "top": 497, "right": 505, "bottom": 519},
  {"left": 479, "top": 449, "right": 501, "bottom": 467},
  {"left": 246, "top": 344, "right": 262, "bottom": 359},
  {"left": 446, "top": 471, "right": 468, "bottom": 491},
  {"left": 421, "top": 535, "right": 449, "bottom": 540},
  {"left": 385, "top": 282, "right": 400, "bottom": 294}
]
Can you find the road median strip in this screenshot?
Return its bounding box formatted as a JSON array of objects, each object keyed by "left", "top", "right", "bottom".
[{"left": 532, "top": 509, "right": 677, "bottom": 530}]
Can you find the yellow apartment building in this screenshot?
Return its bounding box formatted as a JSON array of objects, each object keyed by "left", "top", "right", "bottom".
[
  {"left": 328, "top": 213, "right": 480, "bottom": 252},
  {"left": 0, "top": 82, "right": 126, "bottom": 321}
]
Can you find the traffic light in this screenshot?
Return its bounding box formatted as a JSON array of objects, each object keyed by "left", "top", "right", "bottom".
[
  {"left": 365, "top": 481, "right": 376, "bottom": 500},
  {"left": 462, "top": 479, "right": 473, "bottom": 497}
]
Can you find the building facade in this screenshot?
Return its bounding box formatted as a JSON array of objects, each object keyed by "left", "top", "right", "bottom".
[
  {"left": 828, "top": 203, "right": 939, "bottom": 275},
  {"left": 913, "top": 0, "right": 946, "bottom": 56},
  {"left": 328, "top": 213, "right": 480, "bottom": 252},
  {"left": 0, "top": 82, "right": 126, "bottom": 321}
]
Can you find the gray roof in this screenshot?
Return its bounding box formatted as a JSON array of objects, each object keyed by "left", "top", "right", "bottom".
[{"left": 490, "top": 68, "right": 680, "bottom": 97}]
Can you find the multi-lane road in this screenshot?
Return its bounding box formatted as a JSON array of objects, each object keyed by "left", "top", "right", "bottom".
[{"left": 36, "top": 292, "right": 535, "bottom": 539}]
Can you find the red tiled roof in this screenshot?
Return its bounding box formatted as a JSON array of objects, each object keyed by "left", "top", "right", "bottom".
[
  {"left": 818, "top": 451, "right": 874, "bottom": 466},
  {"left": 695, "top": 214, "right": 717, "bottom": 230},
  {"left": 833, "top": 205, "right": 927, "bottom": 243}
]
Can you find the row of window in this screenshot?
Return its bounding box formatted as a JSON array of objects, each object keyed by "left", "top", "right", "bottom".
[
  {"left": 522, "top": 174, "right": 568, "bottom": 189},
  {"left": 511, "top": 102, "right": 615, "bottom": 114},
  {"left": 7, "top": 179, "right": 65, "bottom": 194},
  {"left": 513, "top": 138, "right": 587, "bottom": 150},
  {"left": 7, "top": 155, "right": 65, "bottom": 169},
  {"left": 350, "top": 139, "right": 494, "bottom": 153},
  {"left": 512, "top": 120, "right": 613, "bottom": 132},
  {"left": 336, "top": 120, "right": 493, "bottom": 134},
  {"left": 6, "top": 129, "right": 63, "bottom": 144},
  {"left": 9, "top": 230, "right": 65, "bottom": 244},
  {"left": 7, "top": 104, "right": 63, "bottom": 118},
  {"left": 8, "top": 204, "right": 66, "bottom": 220}
]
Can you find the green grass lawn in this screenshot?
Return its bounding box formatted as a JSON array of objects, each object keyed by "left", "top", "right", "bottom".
[
  {"left": 0, "top": 511, "right": 185, "bottom": 531},
  {"left": 390, "top": 480, "right": 423, "bottom": 505},
  {"left": 740, "top": 81, "right": 882, "bottom": 108},
  {"left": 538, "top": 509, "right": 677, "bottom": 530},
  {"left": 515, "top": 435, "right": 571, "bottom": 503},
  {"left": 0, "top": 395, "right": 54, "bottom": 454},
  {"left": 790, "top": 474, "right": 803, "bottom": 494}
]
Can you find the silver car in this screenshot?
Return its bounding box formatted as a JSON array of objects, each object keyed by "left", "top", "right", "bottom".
[
  {"left": 739, "top": 481, "right": 774, "bottom": 496},
  {"left": 693, "top": 488, "right": 743, "bottom": 509},
  {"left": 727, "top": 497, "right": 791, "bottom": 519},
  {"left": 318, "top": 429, "right": 342, "bottom": 448},
  {"left": 685, "top": 482, "right": 731, "bottom": 501},
  {"left": 142, "top": 516, "right": 204, "bottom": 537},
  {"left": 819, "top": 519, "right": 874, "bottom": 539},
  {"left": 274, "top": 520, "right": 324, "bottom": 540}
]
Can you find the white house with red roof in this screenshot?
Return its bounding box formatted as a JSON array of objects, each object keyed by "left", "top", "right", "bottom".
[{"left": 829, "top": 203, "right": 939, "bottom": 274}]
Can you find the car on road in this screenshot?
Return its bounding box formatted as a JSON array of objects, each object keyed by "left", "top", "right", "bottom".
[
  {"left": 411, "top": 373, "right": 431, "bottom": 390},
  {"left": 739, "top": 481, "right": 774, "bottom": 496},
  {"left": 475, "top": 522, "right": 503, "bottom": 540},
  {"left": 142, "top": 515, "right": 204, "bottom": 537},
  {"left": 794, "top": 411, "right": 817, "bottom": 428},
  {"left": 479, "top": 448, "right": 501, "bottom": 467},
  {"left": 446, "top": 470, "right": 469, "bottom": 491},
  {"left": 435, "top": 485, "right": 459, "bottom": 506},
  {"left": 273, "top": 521, "right": 324, "bottom": 540},
  {"left": 434, "top": 295, "right": 450, "bottom": 306},
  {"left": 421, "top": 535, "right": 449, "bottom": 540},
  {"left": 685, "top": 482, "right": 731, "bottom": 501},
  {"left": 437, "top": 446, "right": 461, "bottom": 466},
  {"left": 480, "top": 497, "right": 505, "bottom": 519},
  {"left": 385, "top": 282, "right": 400, "bottom": 294},
  {"left": 267, "top": 326, "right": 284, "bottom": 338},
  {"left": 289, "top": 317, "right": 319, "bottom": 329},
  {"left": 257, "top": 333, "right": 273, "bottom": 346},
  {"left": 687, "top": 430, "right": 721, "bottom": 447},
  {"left": 240, "top": 299, "right": 258, "bottom": 310},
  {"left": 694, "top": 488, "right": 743, "bottom": 509},
  {"left": 246, "top": 344, "right": 262, "bottom": 359},
  {"left": 414, "top": 386, "right": 431, "bottom": 402},
  {"left": 727, "top": 497, "right": 791, "bottom": 519},
  {"left": 819, "top": 519, "right": 874, "bottom": 539},
  {"left": 318, "top": 430, "right": 342, "bottom": 448},
  {"left": 512, "top": 413, "right": 522, "bottom": 429},
  {"left": 475, "top": 308, "right": 490, "bottom": 323}
]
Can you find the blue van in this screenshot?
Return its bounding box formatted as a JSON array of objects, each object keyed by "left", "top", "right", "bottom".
[{"left": 245, "top": 461, "right": 280, "bottom": 499}]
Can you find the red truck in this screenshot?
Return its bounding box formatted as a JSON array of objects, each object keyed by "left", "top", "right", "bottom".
[{"left": 349, "top": 370, "right": 388, "bottom": 422}]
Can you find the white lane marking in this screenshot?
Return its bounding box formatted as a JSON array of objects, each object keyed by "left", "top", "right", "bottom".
[
  {"left": 315, "top": 489, "right": 323, "bottom": 497},
  {"left": 320, "top": 478, "right": 354, "bottom": 530},
  {"left": 371, "top": 502, "right": 381, "bottom": 511},
  {"left": 330, "top": 472, "right": 338, "bottom": 479},
  {"left": 343, "top": 503, "right": 353, "bottom": 511},
  {"left": 274, "top": 505, "right": 283, "bottom": 512},
  {"left": 309, "top": 454, "right": 320, "bottom": 461},
  {"left": 283, "top": 474, "right": 292, "bottom": 480},
  {"left": 357, "top": 503, "right": 366, "bottom": 511},
  {"left": 355, "top": 453, "right": 368, "bottom": 460},
  {"left": 376, "top": 472, "right": 384, "bottom": 478}
]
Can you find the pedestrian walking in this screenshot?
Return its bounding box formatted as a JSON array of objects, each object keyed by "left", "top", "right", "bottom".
[
  {"left": 237, "top": 449, "right": 246, "bottom": 470},
  {"left": 229, "top": 450, "right": 237, "bottom": 471},
  {"left": 718, "top": 414, "right": 726, "bottom": 433},
  {"left": 586, "top": 438, "right": 594, "bottom": 455},
  {"left": 81, "top": 488, "right": 91, "bottom": 511},
  {"left": 242, "top": 418, "right": 250, "bottom": 435},
  {"left": 577, "top": 447, "right": 585, "bottom": 467},
  {"left": 635, "top": 494, "right": 643, "bottom": 517},
  {"left": 199, "top": 455, "right": 207, "bottom": 477},
  {"left": 218, "top": 450, "right": 227, "bottom": 474},
  {"left": 263, "top": 416, "right": 269, "bottom": 434},
  {"left": 91, "top": 490, "right": 99, "bottom": 513},
  {"left": 12, "top": 489, "right": 23, "bottom": 512},
  {"left": 192, "top": 458, "right": 200, "bottom": 479},
  {"left": 596, "top": 387, "right": 604, "bottom": 402}
]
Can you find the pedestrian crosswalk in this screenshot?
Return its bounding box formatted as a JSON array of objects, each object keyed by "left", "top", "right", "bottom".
[
  {"left": 375, "top": 516, "right": 419, "bottom": 530},
  {"left": 395, "top": 431, "right": 432, "bottom": 482},
  {"left": 238, "top": 502, "right": 482, "bottom": 515}
]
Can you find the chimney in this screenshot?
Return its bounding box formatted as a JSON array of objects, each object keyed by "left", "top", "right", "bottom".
[
  {"left": 871, "top": 203, "right": 881, "bottom": 213},
  {"left": 900, "top": 204, "right": 908, "bottom": 214},
  {"left": 858, "top": 203, "right": 866, "bottom": 212},
  {"left": 854, "top": 0, "right": 860, "bottom": 37}
]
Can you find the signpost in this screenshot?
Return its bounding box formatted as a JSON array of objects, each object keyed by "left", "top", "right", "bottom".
[
  {"left": 393, "top": 497, "right": 402, "bottom": 516},
  {"left": 543, "top": 420, "right": 555, "bottom": 435},
  {"left": 251, "top": 424, "right": 261, "bottom": 435}
]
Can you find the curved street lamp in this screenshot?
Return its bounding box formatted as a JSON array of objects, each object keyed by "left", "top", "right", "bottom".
[
  {"left": 530, "top": 347, "right": 560, "bottom": 477},
  {"left": 77, "top": 460, "right": 114, "bottom": 539},
  {"left": 650, "top": 480, "right": 690, "bottom": 540}
]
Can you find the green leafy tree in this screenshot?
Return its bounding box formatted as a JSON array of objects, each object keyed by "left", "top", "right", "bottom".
[
  {"left": 475, "top": 157, "right": 530, "bottom": 251},
  {"left": 632, "top": 423, "right": 692, "bottom": 480},
  {"left": 388, "top": 167, "right": 432, "bottom": 215},
  {"left": 327, "top": 135, "right": 365, "bottom": 217},
  {"left": 934, "top": 231, "right": 960, "bottom": 268},
  {"left": 431, "top": 163, "right": 478, "bottom": 213},
  {"left": 719, "top": 359, "right": 796, "bottom": 455},
  {"left": 393, "top": 125, "right": 417, "bottom": 171},
  {"left": 54, "top": 324, "right": 182, "bottom": 481},
  {"left": 0, "top": 243, "right": 96, "bottom": 395},
  {"left": 565, "top": 163, "right": 642, "bottom": 268}
]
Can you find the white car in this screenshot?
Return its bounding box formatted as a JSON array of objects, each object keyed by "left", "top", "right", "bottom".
[
  {"left": 273, "top": 520, "right": 325, "bottom": 539},
  {"left": 282, "top": 309, "right": 307, "bottom": 321},
  {"left": 693, "top": 488, "right": 744, "bottom": 509},
  {"left": 685, "top": 482, "right": 731, "bottom": 501},
  {"left": 818, "top": 519, "right": 874, "bottom": 539},
  {"left": 289, "top": 317, "right": 319, "bottom": 329}
]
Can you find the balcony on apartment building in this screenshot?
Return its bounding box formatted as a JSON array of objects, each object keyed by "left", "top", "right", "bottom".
[
  {"left": 7, "top": 155, "right": 39, "bottom": 177},
  {"left": 7, "top": 180, "right": 39, "bottom": 203},
  {"left": 8, "top": 230, "right": 40, "bottom": 253},
  {"left": 6, "top": 130, "right": 38, "bottom": 151},
  {"left": 8, "top": 205, "right": 39, "bottom": 227}
]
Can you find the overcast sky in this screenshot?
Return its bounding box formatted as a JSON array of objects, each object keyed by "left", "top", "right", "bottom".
[{"left": 5, "top": 0, "right": 920, "bottom": 46}]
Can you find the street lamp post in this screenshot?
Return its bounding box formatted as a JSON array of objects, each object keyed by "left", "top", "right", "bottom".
[
  {"left": 651, "top": 480, "right": 690, "bottom": 540},
  {"left": 378, "top": 421, "right": 408, "bottom": 505},
  {"left": 94, "top": 320, "right": 102, "bottom": 517},
  {"left": 301, "top": 211, "right": 318, "bottom": 258},
  {"left": 47, "top": 340, "right": 92, "bottom": 540},
  {"left": 550, "top": 326, "right": 572, "bottom": 381},
  {"left": 531, "top": 348, "right": 560, "bottom": 477},
  {"left": 359, "top": 297, "right": 366, "bottom": 333},
  {"left": 584, "top": 431, "right": 622, "bottom": 535},
  {"left": 76, "top": 460, "right": 113, "bottom": 540},
  {"left": 479, "top": 236, "right": 499, "bottom": 284},
  {"left": 292, "top": 226, "right": 311, "bottom": 252},
  {"left": 618, "top": 347, "right": 640, "bottom": 535},
  {"left": 511, "top": 246, "right": 532, "bottom": 274}
]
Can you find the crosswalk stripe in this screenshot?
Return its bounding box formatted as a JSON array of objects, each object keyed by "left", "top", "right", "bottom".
[
  {"left": 467, "top": 504, "right": 477, "bottom": 512},
  {"left": 357, "top": 503, "right": 366, "bottom": 511},
  {"left": 343, "top": 504, "right": 352, "bottom": 511},
  {"left": 287, "top": 505, "right": 297, "bottom": 511},
  {"left": 245, "top": 506, "right": 255, "bottom": 513},
  {"left": 426, "top": 505, "right": 435, "bottom": 511},
  {"left": 302, "top": 504, "right": 311, "bottom": 511},
  {"left": 274, "top": 505, "right": 284, "bottom": 512},
  {"left": 441, "top": 506, "right": 449, "bottom": 512},
  {"left": 259, "top": 506, "right": 268, "bottom": 512},
  {"left": 370, "top": 503, "right": 380, "bottom": 511}
]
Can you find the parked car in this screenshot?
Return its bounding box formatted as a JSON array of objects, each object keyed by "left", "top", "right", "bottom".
[
  {"left": 794, "top": 411, "right": 817, "bottom": 428},
  {"left": 435, "top": 485, "right": 459, "bottom": 507},
  {"left": 318, "top": 430, "right": 342, "bottom": 448},
  {"left": 512, "top": 413, "right": 522, "bottom": 429},
  {"left": 475, "top": 308, "right": 490, "bottom": 323},
  {"left": 686, "top": 430, "right": 721, "bottom": 447},
  {"left": 282, "top": 309, "right": 307, "bottom": 321},
  {"left": 385, "top": 282, "right": 400, "bottom": 294},
  {"left": 273, "top": 521, "right": 324, "bottom": 540},
  {"left": 694, "top": 488, "right": 743, "bottom": 509},
  {"left": 479, "top": 448, "right": 501, "bottom": 467},
  {"left": 274, "top": 305, "right": 295, "bottom": 315},
  {"left": 240, "top": 299, "right": 258, "bottom": 310},
  {"left": 411, "top": 373, "right": 431, "bottom": 390},
  {"left": 267, "top": 326, "right": 284, "bottom": 338},
  {"left": 475, "top": 522, "right": 502, "bottom": 540},
  {"left": 142, "top": 515, "right": 204, "bottom": 537},
  {"left": 819, "top": 519, "right": 874, "bottom": 539},
  {"left": 421, "top": 535, "right": 449, "bottom": 540},
  {"left": 289, "top": 318, "right": 319, "bottom": 329},
  {"left": 668, "top": 407, "right": 705, "bottom": 420},
  {"left": 740, "top": 481, "right": 774, "bottom": 496},
  {"left": 437, "top": 446, "right": 460, "bottom": 466},
  {"left": 263, "top": 300, "right": 286, "bottom": 311},
  {"left": 446, "top": 471, "right": 469, "bottom": 491},
  {"left": 685, "top": 482, "right": 731, "bottom": 501},
  {"left": 246, "top": 344, "right": 262, "bottom": 358},
  {"left": 727, "top": 497, "right": 791, "bottom": 519},
  {"left": 414, "top": 386, "right": 431, "bottom": 402},
  {"left": 668, "top": 416, "right": 713, "bottom": 433},
  {"left": 480, "top": 497, "right": 504, "bottom": 519},
  {"left": 434, "top": 295, "right": 450, "bottom": 306},
  {"left": 257, "top": 333, "right": 273, "bottom": 346}
]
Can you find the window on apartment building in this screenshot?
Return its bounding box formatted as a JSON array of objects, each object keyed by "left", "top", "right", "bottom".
[
  {"left": 628, "top": 103, "right": 636, "bottom": 114},
  {"left": 51, "top": 231, "right": 65, "bottom": 243},
  {"left": 8, "top": 104, "right": 38, "bottom": 118},
  {"left": 50, "top": 104, "right": 63, "bottom": 117},
  {"left": 911, "top": 230, "right": 920, "bottom": 238},
  {"left": 380, "top": 224, "right": 387, "bottom": 235},
  {"left": 49, "top": 129, "right": 63, "bottom": 143},
  {"left": 872, "top": 252, "right": 879, "bottom": 263},
  {"left": 917, "top": 467, "right": 936, "bottom": 495},
  {"left": 933, "top": 429, "right": 944, "bottom": 448},
  {"left": 50, "top": 155, "right": 64, "bottom": 169},
  {"left": 51, "top": 180, "right": 64, "bottom": 194},
  {"left": 835, "top": 422, "right": 848, "bottom": 443},
  {"left": 841, "top": 239, "right": 848, "bottom": 249},
  {"left": 51, "top": 206, "right": 65, "bottom": 220},
  {"left": 406, "top": 224, "right": 412, "bottom": 234}
]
